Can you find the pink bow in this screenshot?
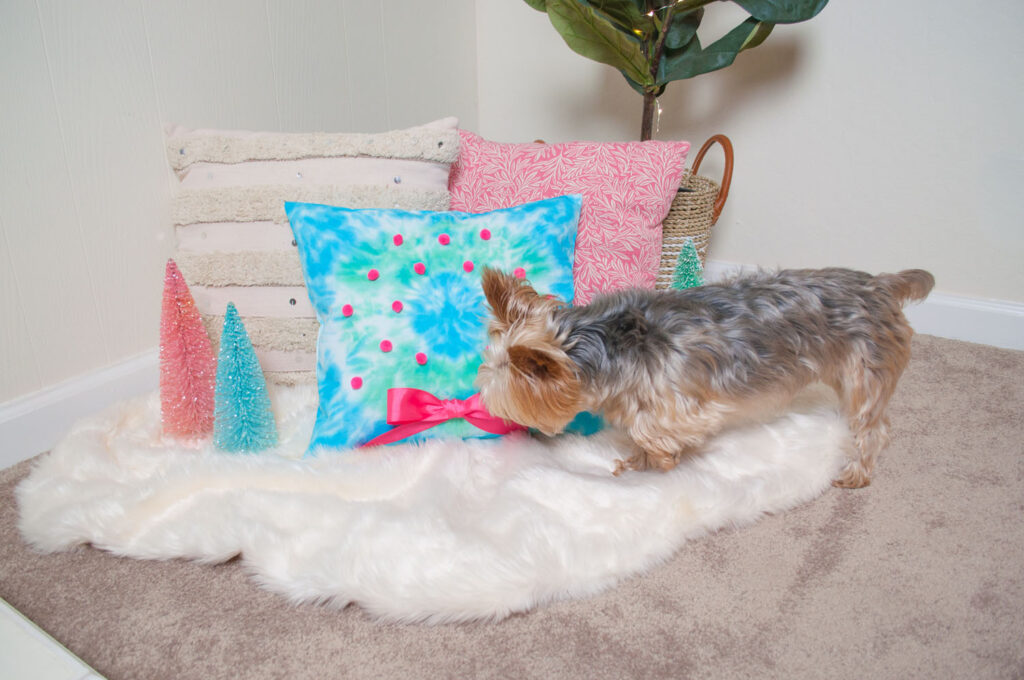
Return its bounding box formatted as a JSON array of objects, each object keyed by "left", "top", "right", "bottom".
[{"left": 360, "top": 388, "right": 526, "bottom": 447}]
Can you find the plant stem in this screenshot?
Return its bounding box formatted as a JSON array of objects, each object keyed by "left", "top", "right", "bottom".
[
  {"left": 640, "top": 2, "right": 676, "bottom": 140},
  {"left": 641, "top": 91, "right": 656, "bottom": 141}
]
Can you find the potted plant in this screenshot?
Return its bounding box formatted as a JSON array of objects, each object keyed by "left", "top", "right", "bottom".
[{"left": 524, "top": 0, "right": 829, "bottom": 140}]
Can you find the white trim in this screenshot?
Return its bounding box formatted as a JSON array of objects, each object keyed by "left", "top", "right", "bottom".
[
  {"left": 0, "top": 349, "right": 158, "bottom": 470},
  {"left": 902, "top": 292, "right": 1024, "bottom": 351},
  {"left": 704, "top": 260, "right": 1024, "bottom": 352},
  {"left": 0, "top": 598, "right": 103, "bottom": 680},
  {"left": 2, "top": 265, "right": 1021, "bottom": 471}
]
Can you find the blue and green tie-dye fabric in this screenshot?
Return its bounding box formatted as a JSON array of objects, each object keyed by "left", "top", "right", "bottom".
[{"left": 286, "top": 195, "right": 582, "bottom": 452}]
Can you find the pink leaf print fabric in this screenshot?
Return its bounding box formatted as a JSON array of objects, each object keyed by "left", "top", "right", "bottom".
[{"left": 449, "top": 130, "right": 689, "bottom": 303}]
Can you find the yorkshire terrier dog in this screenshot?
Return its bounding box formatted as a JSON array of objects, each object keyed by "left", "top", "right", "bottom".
[{"left": 476, "top": 267, "right": 934, "bottom": 488}]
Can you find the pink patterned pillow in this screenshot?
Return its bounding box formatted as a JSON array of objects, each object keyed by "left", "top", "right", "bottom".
[{"left": 449, "top": 130, "right": 689, "bottom": 303}]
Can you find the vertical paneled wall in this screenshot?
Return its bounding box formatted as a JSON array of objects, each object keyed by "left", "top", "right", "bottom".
[{"left": 0, "top": 0, "right": 477, "bottom": 403}]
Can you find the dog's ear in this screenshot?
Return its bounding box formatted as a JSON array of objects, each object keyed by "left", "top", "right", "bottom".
[
  {"left": 507, "top": 345, "right": 568, "bottom": 383},
  {"left": 481, "top": 267, "right": 539, "bottom": 328},
  {"left": 504, "top": 345, "right": 582, "bottom": 434}
]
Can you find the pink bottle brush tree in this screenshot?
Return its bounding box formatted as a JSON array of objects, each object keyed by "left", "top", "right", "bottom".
[{"left": 159, "top": 258, "right": 217, "bottom": 438}]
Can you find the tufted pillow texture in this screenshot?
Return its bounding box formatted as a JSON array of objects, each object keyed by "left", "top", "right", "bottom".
[
  {"left": 285, "top": 195, "right": 582, "bottom": 451},
  {"left": 166, "top": 117, "right": 460, "bottom": 384},
  {"left": 448, "top": 130, "right": 689, "bottom": 304}
]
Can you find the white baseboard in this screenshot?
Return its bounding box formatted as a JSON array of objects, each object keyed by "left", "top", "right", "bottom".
[
  {"left": 2, "top": 266, "right": 1021, "bottom": 471},
  {"left": 0, "top": 349, "right": 158, "bottom": 470},
  {"left": 901, "top": 292, "right": 1024, "bottom": 351},
  {"left": 704, "top": 260, "right": 1024, "bottom": 352}
]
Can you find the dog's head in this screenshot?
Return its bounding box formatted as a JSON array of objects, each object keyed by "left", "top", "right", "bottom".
[{"left": 475, "top": 268, "right": 583, "bottom": 435}]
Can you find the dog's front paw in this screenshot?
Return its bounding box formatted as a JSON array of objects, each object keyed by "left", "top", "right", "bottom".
[
  {"left": 612, "top": 450, "right": 654, "bottom": 475},
  {"left": 612, "top": 455, "right": 642, "bottom": 476}
]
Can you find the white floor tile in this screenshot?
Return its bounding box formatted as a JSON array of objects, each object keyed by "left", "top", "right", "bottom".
[{"left": 0, "top": 598, "right": 103, "bottom": 680}]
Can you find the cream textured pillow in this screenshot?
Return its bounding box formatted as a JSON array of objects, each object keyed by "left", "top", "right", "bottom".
[{"left": 167, "top": 117, "right": 460, "bottom": 384}]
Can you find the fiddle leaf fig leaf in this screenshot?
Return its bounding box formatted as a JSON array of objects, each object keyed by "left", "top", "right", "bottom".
[
  {"left": 582, "top": 0, "right": 655, "bottom": 38},
  {"left": 664, "top": 7, "right": 703, "bottom": 49},
  {"left": 546, "top": 0, "right": 654, "bottom": 88},
  {"left": 740, "top": 18, "right": 775, "bottom": 50},
  {"left": 660, "top": 17, "right": 774, "bottom": 83},
  {"left": 623, "top": 71, "right": 646, "bottom": 96},
  {"left": 523, "top": 0, "right": 548, "bottom": 11},
  {"left": 732, "top": 0, "right": 829, "bottom": 23},
  {"left": 623, "top": 72, "right": 666, "bottom": 97}
]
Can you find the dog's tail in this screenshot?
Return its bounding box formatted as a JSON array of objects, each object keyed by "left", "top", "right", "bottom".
[{"left": 877, "top": 269, "right": 935, "bottom": 305}]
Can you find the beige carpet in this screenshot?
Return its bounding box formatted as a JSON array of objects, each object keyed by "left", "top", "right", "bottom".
[{"left": 1, "top": 334, "right": 1022, "bottom": 679}]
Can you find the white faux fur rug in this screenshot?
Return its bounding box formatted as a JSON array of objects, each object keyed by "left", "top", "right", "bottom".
[{"left": 17, "top": 385, "right": 850, "bottom": 623}]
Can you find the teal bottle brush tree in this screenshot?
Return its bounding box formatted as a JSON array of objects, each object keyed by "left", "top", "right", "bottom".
[
  {"left": 213, "top": 302, "right": 278, "bottom": 453},
  {"left": 671, "top": 237, "right": 705, "bottom": 289}
]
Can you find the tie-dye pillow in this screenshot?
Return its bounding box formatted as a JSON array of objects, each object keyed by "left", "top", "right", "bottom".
[{"left": 286, "top": 195, "right": 582, "bottom": 451}]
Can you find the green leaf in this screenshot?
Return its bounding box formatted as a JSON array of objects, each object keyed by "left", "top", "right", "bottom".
[
  {"left": 523, "top": 0, "right": 548, "bottom": 11},
  {"left": 663, "top": 7, "right": 703, "bottom": 49},
  {"left": 673, "top": 0, "right": 720, "bottom": 12},
  {"left": 731, "top": 0, "right": 829, "bottom": 24},
  {"left": 622, "top": 72, "right": 665, "bottom": 96},
  {"left": 582, "top": 0, "right": 655, "bottom": 38},
  {"left": 659, "top": 17, "right": 774, "bottom": 83},
  {"left": 622, "top": 72, "right": 646, "bottom": 96},
  {"left": 740, "top": 18, "right": 775, "bottom": 50},
  {"left": 545, "top": 0, "right": 654, "bottom": 87}
]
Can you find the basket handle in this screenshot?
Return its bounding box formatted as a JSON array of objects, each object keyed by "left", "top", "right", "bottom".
[{"left": 689, "top": 134, "right": 733, "bottom": 224}]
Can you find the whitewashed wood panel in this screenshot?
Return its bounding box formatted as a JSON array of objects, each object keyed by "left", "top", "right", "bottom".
[
  {"left": 380, "top": 0, "right": 477, "bottom": 131},
  {"left": 339, "top": 0, "right": 391, "bottom": 132},
  {"left": 35, "top": 0, "right": 172, "bottom": 368},
  {"left": 0, "top": 0, "right": 107, "bottom": 400},
  {"left": 0, "top": 221, "right": 39, "bottom": 399},
  {"left": 265, "top": 0, "right": 353, "bottom": 132},
  {"left": 142, "top": 0, "right": 280, "bottom": 130}
]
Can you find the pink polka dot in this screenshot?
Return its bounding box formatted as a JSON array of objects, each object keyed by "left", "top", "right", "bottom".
[
  {"left": 415, "top": 352, "right": 428, "bottom": 365},
  {"left": 367, "top": 268, "right": 380, "bottom": 281},
  {"left": 513, "top": 267, "right": 526, "bottom": 279},
  {"left": 413, "top": 262, "right": 426, "bottom": 275},
  {"left": 391, "top": 300, "right": 403, "bottom": 313},
  {"left": 380, "top": 340, "right": 393, "bottom": 353},
  {"left": 438, "top": 233, "right": 450, "bottom": 245},
  {"left": 479, "top": 229, "right": 491, "bottom": 241},
  {"left": 350, "top": 376, "right": 363, "bottom": 390},
  {"left": 393, "top": 234, "right": 403, "bottom": 246},
  {"left": 341, "top": 304, "right": 354, "bottom": 317},
  {"left": 463, "top": 260, "right": 474, "bottom": 273}
]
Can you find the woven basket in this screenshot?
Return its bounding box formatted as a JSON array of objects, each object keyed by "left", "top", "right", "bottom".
[{"left": 656, "top": 135, "right": 733, "bottom": 289}]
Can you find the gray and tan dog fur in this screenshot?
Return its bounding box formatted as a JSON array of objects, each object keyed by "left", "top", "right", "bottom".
[{"left": 476, "top": 267, "right": 934, "bottom": 488}]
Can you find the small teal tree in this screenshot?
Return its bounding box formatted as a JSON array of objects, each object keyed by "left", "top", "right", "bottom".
[
  {"left": 671, "top": 237, "right": 705, "bottom": 289},
  {"left": 213, "top": 303, "right": 278, "bottom": 452}
]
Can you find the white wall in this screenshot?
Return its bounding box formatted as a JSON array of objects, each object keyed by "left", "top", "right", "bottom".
[
  {"left": 476, "top": 1, "right": 1024, "bottom": 303},
  {"left": 0, "top": 0, "right": 478, "bottom": 405}
]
